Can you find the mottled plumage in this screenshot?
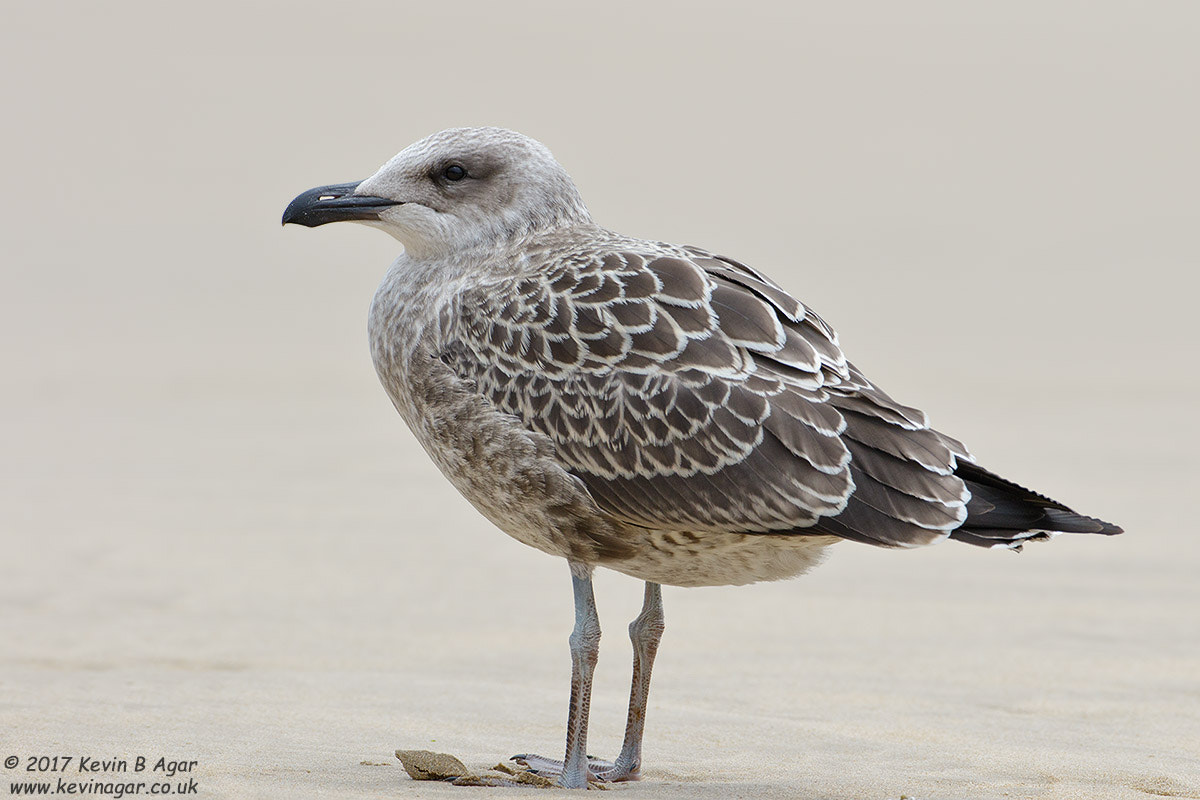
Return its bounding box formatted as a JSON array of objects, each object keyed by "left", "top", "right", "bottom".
[{"left": 283, "top": 126, "right": 1121, "bottom": 788}]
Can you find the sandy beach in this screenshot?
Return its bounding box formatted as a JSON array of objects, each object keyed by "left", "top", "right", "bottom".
[{"left": 3, "top": 3, "right": 1198, "bottom": 798}]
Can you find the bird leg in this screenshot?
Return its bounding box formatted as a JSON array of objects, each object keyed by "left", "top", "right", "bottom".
[
  {"left": 559, "top": 564, "right": 602, "bottom": 788},
  {"left": 512, "top": 577, "right": 665, "bottom": 786},
  {"left": 599, "top": 581, "right": 664, "bottom": 781}
]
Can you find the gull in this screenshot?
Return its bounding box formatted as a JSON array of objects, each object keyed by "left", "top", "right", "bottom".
[{"left": 282, "top": 127, "right": 1122, "bottom": 788}]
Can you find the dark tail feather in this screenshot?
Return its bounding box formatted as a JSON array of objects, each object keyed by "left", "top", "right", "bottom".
[{"left": 950, "top": 462, "right": 1123, "bottom": 550}]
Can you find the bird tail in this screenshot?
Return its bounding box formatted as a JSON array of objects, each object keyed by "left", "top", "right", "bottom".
[{"left": 949, "top": 461, "right": 1123, "bottom": 550}]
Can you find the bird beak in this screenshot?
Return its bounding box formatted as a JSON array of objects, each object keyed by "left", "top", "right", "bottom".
[{"left": 281, "top": 181, "right": 402, "bottom": 228}]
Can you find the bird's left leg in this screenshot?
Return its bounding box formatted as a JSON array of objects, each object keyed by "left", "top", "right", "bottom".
[
  {"left": 512, "top": 561, "right": 602, "bottom": 789},
  {"left": 559, "top": 564, "right": 603, "bottom": 788}
]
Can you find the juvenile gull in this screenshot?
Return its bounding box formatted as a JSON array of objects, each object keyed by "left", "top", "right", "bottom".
[{"left": 282, "top": 127, "right": 1122, "bottom": 788}]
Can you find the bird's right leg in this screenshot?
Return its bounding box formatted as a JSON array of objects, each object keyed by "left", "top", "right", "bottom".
[{"left": 595, "top": 581, "right": 664, "bottom": 781}]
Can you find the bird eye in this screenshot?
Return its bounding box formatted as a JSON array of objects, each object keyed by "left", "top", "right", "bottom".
[{"left": 442, "top": 164, "right": 467, "bottom": 182}]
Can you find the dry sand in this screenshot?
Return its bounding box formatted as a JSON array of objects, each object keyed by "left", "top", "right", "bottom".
[{"left": 2, "top": 3, "right": 1198, "bottom": 798}]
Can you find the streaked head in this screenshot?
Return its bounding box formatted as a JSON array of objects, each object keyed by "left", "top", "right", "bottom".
[{"left": 282, "top": 127, "right": 590, "bottom": 256}]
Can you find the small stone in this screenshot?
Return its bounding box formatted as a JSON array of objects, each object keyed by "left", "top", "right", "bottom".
[
  {"left": 509, "top": 770, "right": 556, "bottom": 788},
  {"left": 451, "top": 774, "right": 509, "bottom": 787},
  {"left": 394, "top": 750, "right": 470, "bottom": 781}
]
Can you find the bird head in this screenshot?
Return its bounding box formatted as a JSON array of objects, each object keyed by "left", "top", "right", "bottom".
[{"left": 282, "top": 127, "right": 590, "bottom": 258}]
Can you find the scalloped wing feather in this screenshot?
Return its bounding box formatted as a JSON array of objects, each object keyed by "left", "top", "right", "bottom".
[{"left": 440, "top": 240, "right": 973, "bottom": 548}]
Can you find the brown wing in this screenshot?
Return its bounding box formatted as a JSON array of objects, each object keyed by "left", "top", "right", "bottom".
[{"left": 440, "top": 242, "right": 973, "bottom": 547}]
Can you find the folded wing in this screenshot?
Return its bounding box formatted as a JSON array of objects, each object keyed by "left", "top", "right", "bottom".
[{"left": 440, "top": 242, "right": 1115, "bottom": 549}]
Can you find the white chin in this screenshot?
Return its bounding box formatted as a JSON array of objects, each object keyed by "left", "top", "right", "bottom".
[{"left": 351, "top": 219, "right": 401, "bottom": 240}]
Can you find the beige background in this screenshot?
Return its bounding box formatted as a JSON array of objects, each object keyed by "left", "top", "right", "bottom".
[{"left": 2, "top": 2, "right": 1197, "bottom": 798}]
